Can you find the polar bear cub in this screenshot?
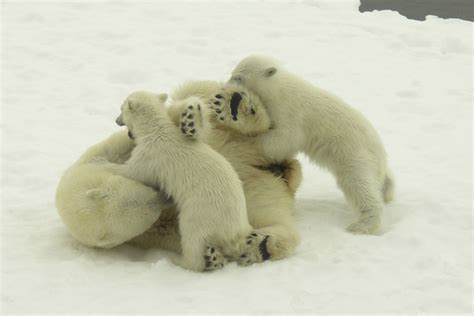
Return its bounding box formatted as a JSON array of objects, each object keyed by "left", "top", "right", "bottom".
[
  {"left": 230, "top": 55, "right": 394, "bottom": 234},
  {"left": 112, "top": 91, "right": 252, "bottom": 271}
]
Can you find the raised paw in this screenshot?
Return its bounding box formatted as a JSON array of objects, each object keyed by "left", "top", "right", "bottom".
[
  {"left": 208, "top": 86, "right": 270, "bottom": 135},
  {"left": 237, "top": 232, "right": 271, "bottom": 266},
  {"left": 203, "top": 245, "right": 227, "bottom": 272},
  {"left": 180, "top": 98, "right": 203, "bottom": 139},
  {"left": 208, "top": 92, "right": 227, "bottom": 122},
  {"left": 209, "top": 88, "right": 254, "bottom": 122}
]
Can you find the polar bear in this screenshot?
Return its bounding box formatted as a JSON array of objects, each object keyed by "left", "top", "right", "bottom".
[
  {"left": 55, "top": 130, "right": 172, "bottom": 249},
  {"left": 155, "top": 81, "right": 302, "bottom": 265},
  {"left": 108, "top": 91, "right": 254, "bottom": 272},
  {"left": 227, "top": 55, "right": 394, "bottom": 234},
  {"left": 56, "top": 81, "right": 303, "bottom": 266}
]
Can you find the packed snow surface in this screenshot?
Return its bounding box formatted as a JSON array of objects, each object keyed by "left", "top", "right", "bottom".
[{"left": 2, "top": 1, "right": 472, "bottom": 314}]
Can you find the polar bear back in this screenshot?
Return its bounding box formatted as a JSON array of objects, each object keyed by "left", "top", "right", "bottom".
[
  {"left": 231, "top": 55, "right": 385, "bottom": 157},
  {"left": 123, "top": 93, "right": 250, "bottom": 238}
]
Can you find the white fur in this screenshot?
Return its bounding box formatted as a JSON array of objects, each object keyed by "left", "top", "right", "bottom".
[
  {"left": 55, "top": 131, "right": 171, "bottom": 248},
  {"left": 230, "top": 55, "right": 395, "bottom": 234},
  {"left": 163, "top": 81, "right": 302, "bottom": 263},
  {"left": 56, "top": 81, "right": 303, "bottom": 264},
  {"left": 110, "top": 91, "right": 252, "bottom": 271}
]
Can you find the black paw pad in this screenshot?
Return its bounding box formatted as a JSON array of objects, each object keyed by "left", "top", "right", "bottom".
[
  {"left": 259, "top": 236, "right": 271, "bottom": 261},
  {"left": 230, "top": 92, "right": 242, "bottom": 121},
  {"left": 215, "top": 94, "right": 223, "bottom": 99}
]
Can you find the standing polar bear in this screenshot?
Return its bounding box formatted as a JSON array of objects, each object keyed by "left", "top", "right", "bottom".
[
  {"left": 227, "top": 55, "right": 394, "bottom": 234},
  {"left": 109, "top": 91, "right": 253, "bottom": 271}
]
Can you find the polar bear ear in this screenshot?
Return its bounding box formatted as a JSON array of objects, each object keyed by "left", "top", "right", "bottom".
[
  {"left": 127, "top": 101, "right": 140, "bottom": 112},
  {"left": 157, "top": 93, "right": 168, "bottom": 102},
  {"left": 264, "top": 67, "right": 277, "bottom": 78}
]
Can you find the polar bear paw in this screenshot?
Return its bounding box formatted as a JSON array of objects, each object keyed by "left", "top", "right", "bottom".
[
  {"left": 203, "top": 245, "right": 227, "bottom": 272},
  {"left": 209, "top": 89, "right": 254, "bottom": 123},
  {"left": 180, "top": 99, "right": 203, "bottom": 139},
  {"left": 237, "top": 232, "right": 271, "bottom": 266},
  {"left": 346, "top": 216, "right": 380, "bottom": 235}
]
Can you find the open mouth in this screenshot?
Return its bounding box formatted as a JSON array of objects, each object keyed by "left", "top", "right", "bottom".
[{"left": 230, "top": 92, "right": 242, "bottom": 121}]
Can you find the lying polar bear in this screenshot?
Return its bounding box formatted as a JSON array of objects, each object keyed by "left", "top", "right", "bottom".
[
  {"left": 106, "top": 91, "right": 254, "bottom": 271},
  {"left": 227, "top": 55, "right": 395, "bottom": 234},
  {"left": 55, "top": 130, "right": 171, "bottom": 248},
  {"left": 56, "top": 81, "right": 302, "bottom": 266}
]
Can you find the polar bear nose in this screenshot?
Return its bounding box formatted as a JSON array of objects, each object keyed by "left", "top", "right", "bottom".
[{"left": 115, "top": 116, "right": 124, "bottom": 126}]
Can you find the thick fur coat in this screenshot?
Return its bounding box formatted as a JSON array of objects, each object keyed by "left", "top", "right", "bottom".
[
  {"left": 56, "top": 81, "right": 303, "bottom": 266},
  {"left": 229, "top": 55, "right": 394, "bottom": 234},
  {"left": 108, "top": 91, "right": 252, "bottom": 271}
]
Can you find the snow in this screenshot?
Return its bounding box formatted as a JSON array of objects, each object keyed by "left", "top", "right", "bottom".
[{"left": 1, "top": 1, "right": 472, "bottom": 314}]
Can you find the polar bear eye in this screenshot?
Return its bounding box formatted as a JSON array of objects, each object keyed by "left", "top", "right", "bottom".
[{"left": 231, "top": 76, "right": 242, "bottom": 83}]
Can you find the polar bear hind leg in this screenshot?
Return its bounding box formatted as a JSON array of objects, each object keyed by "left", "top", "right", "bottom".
[
  {"left": 237, "top": 220, "right": 300, "bottom": 266},
  {"left": 336, "top": 165, "right": 384, "bottom": 234},
  {"left": 172, "top": 231, "right": 226, "bottom": 272}
]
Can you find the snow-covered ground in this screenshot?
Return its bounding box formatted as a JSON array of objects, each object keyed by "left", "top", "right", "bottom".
[{"left": 2, "top": 1, "right": 472, "bottom": 314}]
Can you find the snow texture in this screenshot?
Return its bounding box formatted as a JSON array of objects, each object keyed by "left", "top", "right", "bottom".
[{"left": 1, "top": 1, "right": 472, "bottom": 314}]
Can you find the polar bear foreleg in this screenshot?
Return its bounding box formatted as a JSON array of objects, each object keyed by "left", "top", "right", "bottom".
[{"left": 257, "top": 128, "right": 305, "bottom": 162}]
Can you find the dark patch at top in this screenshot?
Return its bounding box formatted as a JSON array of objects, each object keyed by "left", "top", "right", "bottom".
[
  {"left": 359, "top": 0, "right": 473, "bottom": 22},
  {"left": 259, "top": 236, "right": 271, "bottom": 261},
  {"left": 230, "top": 92, "right": 242, "bottom": 121}
]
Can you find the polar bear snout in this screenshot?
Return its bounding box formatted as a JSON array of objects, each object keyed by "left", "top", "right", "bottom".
[{"left": 115, "top": 115, "right": 125, "bottom": 126}]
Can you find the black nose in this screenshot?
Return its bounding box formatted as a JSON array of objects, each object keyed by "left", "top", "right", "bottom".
[{"left": 116, "top": 117, "right": 124, "bottom": 126}]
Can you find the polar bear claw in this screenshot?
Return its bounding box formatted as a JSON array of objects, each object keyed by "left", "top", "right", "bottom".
[
  {"left": 203, "top": 245, "right": 227, "bottom": 272},
  {"left": 180, "top": 100, "right": 203, "bottom": 139}
]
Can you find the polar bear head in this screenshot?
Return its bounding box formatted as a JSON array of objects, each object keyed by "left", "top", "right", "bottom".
[
  {"left": 229, "top": 54, "right": 280, "bottom": 97},
  {"left": 116, "top": 91, "right": 168, "bottom": 139}
]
